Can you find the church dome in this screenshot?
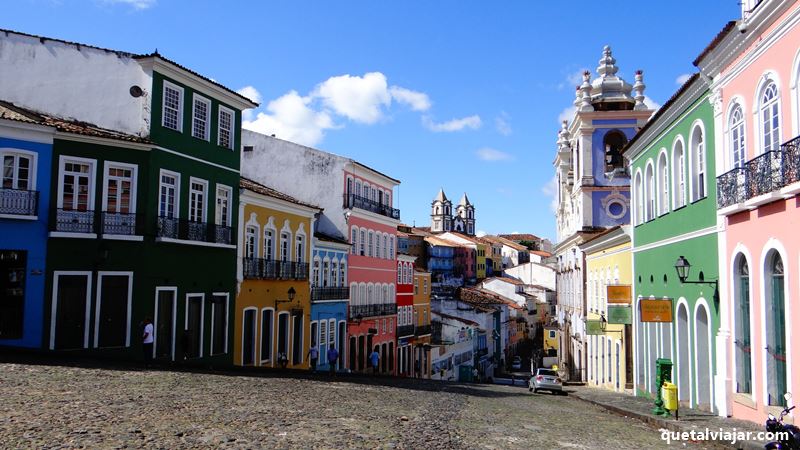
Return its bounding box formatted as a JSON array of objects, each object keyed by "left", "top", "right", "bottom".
[{"left": 589, "top": 46, "right": 636, "bottom": 110}]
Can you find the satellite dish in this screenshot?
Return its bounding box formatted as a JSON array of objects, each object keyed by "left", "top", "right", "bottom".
[{"left": 129, "top": 85, "right": 144, "bottom": 98}]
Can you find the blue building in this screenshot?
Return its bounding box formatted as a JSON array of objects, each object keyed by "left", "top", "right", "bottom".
[
  {"left": 425, "top": 236, "right": 456, "bottom": 283},
  {"left": 0, "top": 102, "right": 55, "bottom": 348},
  {"left": 310, "top": 230, "right": 350, "bottom": 372}
]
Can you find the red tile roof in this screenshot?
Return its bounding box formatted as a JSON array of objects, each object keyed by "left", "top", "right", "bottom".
[
  {"left": 499, "top": 233, "right": 541, "bottom": 242},
  {"left": 692, "top": 21, "right": 738, "bottom": 67},
  {"left": 240, "top": 177, "right": 322, "bottom": 210}
]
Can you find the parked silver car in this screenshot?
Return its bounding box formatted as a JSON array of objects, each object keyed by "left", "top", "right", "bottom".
[{"left": 529, "top": 368, "right": 564, "bottom": 394}]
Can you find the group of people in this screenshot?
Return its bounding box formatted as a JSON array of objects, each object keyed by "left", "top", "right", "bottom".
[{"left": 305, "top": 343, "right": 339, "bottom": 375}]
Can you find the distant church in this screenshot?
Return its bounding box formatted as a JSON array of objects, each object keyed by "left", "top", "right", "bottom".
[{"left": 430, "top": 189, "right": 475, "bottom": 236}]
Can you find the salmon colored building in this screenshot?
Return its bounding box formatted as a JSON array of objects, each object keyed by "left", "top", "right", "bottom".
[
  {"left": 344, "top": 165, "right": 401, "bottom": 374},
  {"left": 698, "top": 0, "right": 800, "bottom": 421}
]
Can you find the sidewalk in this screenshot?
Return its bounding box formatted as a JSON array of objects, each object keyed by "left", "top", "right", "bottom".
[{"left": 568, "top": 386, "right": 768, "bottom": 449}]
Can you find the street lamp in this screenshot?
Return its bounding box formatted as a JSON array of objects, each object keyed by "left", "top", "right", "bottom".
[
  {"left": 673, "top": 255, "right": 719, "bottom": 307},
  {"left": 275, "top": 286, "right": 296, "bottom": 310}
]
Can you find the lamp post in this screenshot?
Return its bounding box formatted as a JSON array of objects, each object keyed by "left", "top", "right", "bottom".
[
  {"left": 673, "top": 256, "right": 719, "bottom": 306},
  {"left": 275, "top": 286, "right": 296, "bottom": 310}
]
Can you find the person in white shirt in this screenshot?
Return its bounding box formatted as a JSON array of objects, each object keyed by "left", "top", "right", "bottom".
[{"left": 142, "top": 316, "right": 154, "bottom": 367}]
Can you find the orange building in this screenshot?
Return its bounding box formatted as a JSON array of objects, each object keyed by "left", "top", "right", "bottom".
[{"left": 409, "top": 268, "right": 432, "bottom": 378}]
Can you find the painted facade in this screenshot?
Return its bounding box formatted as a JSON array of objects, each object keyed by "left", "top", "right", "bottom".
[
  {"left": 697, "top": 0, "right": 800, "bottom": 421},
  {"left": 235, "top": 178, "right": 320, "bottom": 369},
  {"left": 0, "top": 108, "right": 54, "bottom": 348},
  {"left": 396, "top": 253, "right": 416, "bottom": 376},
  {"left": 310, "top": 231, "right": 350, "bottom": 372},
  {"left": 624, "top": 74, "right": 719, "bottom": 410},
  {"left": 580, "top": 226, "right": 633, "bottom": 393},
  {"left": 411, "top": 269, "right": 432, "bottom": 378}
]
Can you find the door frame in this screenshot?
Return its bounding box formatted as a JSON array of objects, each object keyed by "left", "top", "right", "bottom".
[
  {"left": 241, "top": 306, "right": 257, "bottom": 366},
  {"left": 185, "top": 293, "right": 205, "bottom": 359},
  {"left": 50, "top": 271, "right": 92, "bottom": 350},
  {"left": 210, "top": 292, "right": 229, "bottom": 356},
  {"left": 153, "top": 286, "right": 177, "bottom": 360},
  {"left": 93, "top": 271, "right": 133, "bottom": 348}
]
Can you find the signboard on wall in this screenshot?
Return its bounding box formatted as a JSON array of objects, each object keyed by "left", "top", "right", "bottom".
[
  {"left": 607, "top": 305, "right": 632, "bottom": 324},
  {"left": 640, "top": 299, "right": 673, "bottom": 322},
  {"left": 607, "top": 285, "right": 632, "bottom": 304},
  {"left": 586, "top": 320, "right": 603, "bottom": 335}
]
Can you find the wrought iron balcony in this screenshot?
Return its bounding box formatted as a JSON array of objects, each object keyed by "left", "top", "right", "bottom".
[
  {"left": 716, "top": 135, "right": 800, "bottom": 210},
  {"left": 343, "top": 193, "right": 400, "bottom": 220},
  {"left": 53, "top": 208, "right": 95, "bottom": 233},
  {"left": 349, "top": 303, "right": 397, "bottom": 320},
  {"left": 101, "top": 212, "right": 142, "bottom": 235},
  {"left": 311, "top": 286, "right": 350, "bottom": 301},
  {"left": 0, "top": 188, "right": 38, "bottom": 216},
  {"left": 415, "top": 324, "right": 432, "bottom": 336},
  {"left": 157, "top": 216, "right": 234, "bottom": 245},
  {"left": 242, "top": 258, "right": 308, "bottom": 280},
  {"left": 397, "top": 324, "right": 415, "bottom": 337}
]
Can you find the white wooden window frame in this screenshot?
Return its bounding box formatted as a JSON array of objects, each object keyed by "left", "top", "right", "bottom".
[
  {"left": 218, "top": 105, "right": 235, "bottom": 150},
  {"left": 49, "top": 271, "right": 92, "bottom": 350},
  {"left": 215, "top": 184, "right": 232, "bottom": 227},
  {"left": 158, "top": 169, "right": 181, "bottom": 219},
  {"left": 93, "top": 271, "right": 133, "bottom": 348},
  {"left": 188, "top": 177, "right": 208, "bottom": 223},
  {"left": 153, "top": 286, "right": 178, "bottom": 360},
  {"left": 1, "top": 148, "right": 38, "bottom": 191},
  {"left": 210, "top": 292, "right": 229, "bottom": 355},
  {"left": 185, "top": 293, "right": 205, "bottom": 358},
  {"left": 191, "top": 94, "right": 211, "bottom": 141},
  {"left": 162, "top": 81, "right": 184, "bottom": 132},
  {"left": 102, "top": 161, "right": 138, "bottom": 215}
]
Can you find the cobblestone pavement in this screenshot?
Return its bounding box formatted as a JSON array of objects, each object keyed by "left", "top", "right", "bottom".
[{"left": 0, "top": 363, "right": 674, "bottom": 449}]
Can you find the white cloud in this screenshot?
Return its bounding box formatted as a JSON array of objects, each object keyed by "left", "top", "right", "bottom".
[
  {"left": 541, "top": 176, "right": 559, "bottom": 214},
  {"left": 495, "top": 111, "right": 512, "bottom": 136},
  {"left": 675, "top": 73, "right": 692, "bottom": 86},
  {"left": 237, "top": 86, "right": 263, "bottom": 121},
  {"left": 476, "top": 147, "right": 514, "bottom": 162},
  {"left": 644, "top": 95, "right": 661, "bottom": 111},
  {"left": 558, "top": 105, "right": 576, "bottom": 125},
  {"left": 557, "top": 69, "right": 588, "bottom": 90},
  {"left": 313, "top": 72, "right": 392, "bottom": 124},
  {"left": 389, "top": 86, "right": 431, "bottom": 111},
  {"left": 422, "top": 115, "right": 482, "bottom": 132},
  {"left": 476, "top": 230, "right": 487, "bottom": 237},
  {"left": 242, "top": 90, "right": 336, "bottom": 147},
  {"left": 101, "top": 0, "right": 156, "bottom": 9}
]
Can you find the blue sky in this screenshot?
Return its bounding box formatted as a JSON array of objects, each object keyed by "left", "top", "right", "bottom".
[{"left": 5, "top": 0, "right": 739, "bottom": 241}]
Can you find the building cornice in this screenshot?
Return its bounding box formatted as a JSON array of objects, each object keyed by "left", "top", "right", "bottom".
[
  {"left": 241, "top": 189, "right": 320, "bottom": 219},
  {"left": 55, "top": 131, "right": 152, "bottom": 151}
]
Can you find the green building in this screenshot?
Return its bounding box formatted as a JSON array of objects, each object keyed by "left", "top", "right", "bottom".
[
  {"left": 623, "top": 74, "right": 720, "bottom": 412},
  {"left": 28, "top": 38, "right": 258, "bottom": 364}
]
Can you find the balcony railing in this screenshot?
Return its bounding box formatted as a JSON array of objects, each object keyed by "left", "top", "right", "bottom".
[
  {"left": 343, "top": 193, "right": 400, "bottom": 220},
  {"left": 242, "top": 258, "right": 308, "bottom": 280},
  {"left": 397, "top": 324, "right": 415, "bottom": 337},
  {"left": 349, "top": 303, "right": 397, "bottom": 320},
  {"left": 157, "top": 216, "right": 233, "bottom": 245},
  {"left": 53, "top": 208, "right": 95, "bottom": 233},
  {"left": 311, "top": 286, "right": 350, "bottom": 301},
  {"left": 415, "top": 324, "right": 432, "bottom": 336},
  {"left": 717, "top": 135, "right": 800, "bottom": 209},
  {"left": 101, "top": 212, "right": 142, "bottom": 235},
  {"left": 0, "top": 188, "right": 38, "bottom": 216}
]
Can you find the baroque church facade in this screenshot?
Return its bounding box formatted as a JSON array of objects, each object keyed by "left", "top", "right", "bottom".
[
  {"left": 552, "top": 46, "right": 653, "bottom": 381},
  {"left": 430, "top": 189, "right": 475, "bottom": 236}
]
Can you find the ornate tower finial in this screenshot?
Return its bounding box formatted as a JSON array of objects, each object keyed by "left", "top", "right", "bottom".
[
  {"left": 633, "top": 69, "right": 647, "bottom": 110},
  {"left": 557, "top": 120, "right": 571, "bottom": 150},
  {"left": 597, "top": 45, "right": 618, "bottom": 78},
  {"left": 580, "top": 70, "right": 594, "bottom": 112},
  {"left": 573, "top": 85, "right": 582, "bottom": 109}
]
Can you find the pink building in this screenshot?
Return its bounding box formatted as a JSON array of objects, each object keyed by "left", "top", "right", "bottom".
[
  {"left": 344, "top": 166, "right": 401, "bottom": 374},
  {"left": 698, "top": 0, "right": 800, "bottom": 422}
]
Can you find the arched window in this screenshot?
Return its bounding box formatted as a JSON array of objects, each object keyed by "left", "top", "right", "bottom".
[
  {"left": 730, "top": 104, "right": 746, "bottom": 168},
  {"left": 733, "top": 254, "right": 752, "bottom": 394},
  {"left": 245, "top": 226, "right": 257, "bottom": 258},
  {"left": 634, "top": 171, "right": 643, "bottom": 225},
  {"left": 355, "top": 180, "right": 362, "bottom": 198},
  {"left": 383, "top": 235, "right": 388, "bottom": 259},
  {"left": 766, "top": 251, "right": 787, "bottom": 406},
  {"left": 350, "top": 227, "right": 358, "bottom": 255},
  {"left": 657, "top": 152, "right": 669, "bottom": 215},
  {"left": 603, "top": 130, "right": 628, "bottom": 173},
  {"left": 760, "top": 82, "right": 781, "bottom": 153},
  {"left": 331, "top": 261, "right": 338, "bottom": 287},
  {"left": 312, "top": 257, "right": 321, "bottom": 286},
  {"left": 690, "top": 126, "right": 706, "bottom": 201},
  {"left": 368, "top": 231, "right": 374, "bottom": 257},
  {"left": 645, "top": 163, "right": 655, "bottom": 221},
  {"left": 264, "top": 227, "right": 275, "bottom": 261},
  {"left": 376, "top": 233, "right": 382, "bottom": 259},
  {"left": 672, "top": 139, "right": 686, "bottom": 209},
  {"left": 397, "top": 262, "right": 402, "bottom": 283}
]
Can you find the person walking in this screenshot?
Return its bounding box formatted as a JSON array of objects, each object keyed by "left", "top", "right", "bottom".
[
  {"left": 370, "top": 348, "right": 380, "bottom": 375},
  {"left": 307, "top": 342, "right": 319, "bottom": 373},
  {"left": 142, "top": 316, "right": 154, "bottom": 367},
  {"left": 327, "top": 346, "right": 339, "bottom": 377}
]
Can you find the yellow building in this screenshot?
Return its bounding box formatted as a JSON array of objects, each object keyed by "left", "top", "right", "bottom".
[
  {"left": 234, "top": 178, "right": 321, "bottom": 368},
  {"left": 543, "top": 325, "right": 559, "bottom": 353},
  {"left": 474, "top": 242, "right": 487, "bottom": 280},
  {"left": 411, "top": 269, "right": 432, "bottom": 378},
  {"left": 579, "top": 225, "right": 633, "bottom": 393}
]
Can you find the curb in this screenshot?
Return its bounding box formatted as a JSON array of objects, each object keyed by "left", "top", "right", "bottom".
[{"left": 570, "top": 391, "right": 765, "bottom": 450}]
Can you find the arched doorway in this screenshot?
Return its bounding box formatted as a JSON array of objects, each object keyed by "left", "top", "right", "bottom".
[
  {"left": 733, "top": 254, "right": 752, "bottom": 394},
  {"left": 695, "top": 303, "right": 712, "bottom": 411},
  {"left": 676, "top": 303, "right": 690, "bottom": 405},
  {"left": 766, "top": 252, "right": 787, "bottom": 406}
]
